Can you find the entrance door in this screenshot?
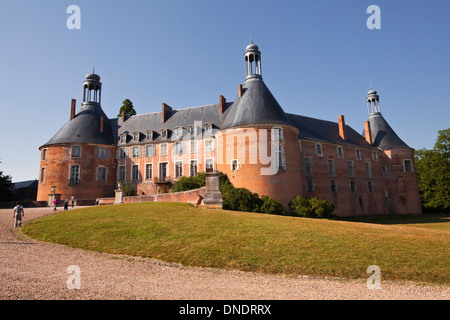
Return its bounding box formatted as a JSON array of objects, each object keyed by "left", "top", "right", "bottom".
[{"left": 159, "top": 163, "right": 167, "bottom": 182}]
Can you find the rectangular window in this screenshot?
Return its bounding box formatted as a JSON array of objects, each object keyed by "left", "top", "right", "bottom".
[
  {"left": 160, "top": 143, "right": 168, "bottom": 156},
  {"left": 161, "top": 130, "right": 167, "bottom": 138},
  {"left": 328, "top": 159, "right": 335, "bottom": 177},
  {"left": 120, "top": 148, "right": 127, "bottom": 159},
  {"left": 372, "top": 151, "right": 378, "bottom": 161},
  {"left": 97, "top": 167, "right": 106, "bottom": 182},
  {"left": 306, "top": 179, "right": 314, "bottom": 193},
  {"left": 132, "top": 164, "right": 139, "bottom": 180},
  {"left": 274, "top": 146, "right": 285, "bottom": 170},
  {"left": 231, "top": 159, "right": 238, "bottom": 171},
  {"left": 337, "top": 146, "right": 343, "bottom": 159},
  {"left": 40, "top": 167, "right": 45, "bottom": 182},
  {"left": 190, "top": 140, "right": 198, "bottom": 154},
  {"left": 315, "top": 144, "right": 322, "bottom": 156},
  {"left": 355, "top": 148, "right": 362, "bottom": 160},
  {"left": 350, "top": 180, "right": 356, "bottom": 192},
  {"left": 69, "top": 164, "right": 80, "bottom": 184},
  {"left": 134, "top": 133, "right": 140, "bottom": 141},
  {"left": 381, "top": 165, "right": 387, "bottom": 173},
  {"left": 71, "top": 146, "right": 81, "bottom": 158},
  {"left": 119, "top": 165, "right": 126, "bottom": 181},
  {"left": 133, "top": 146, "right": 140, "bottom": 158},
  {"left": 175, "top": 161, "right": 183, "bottom": 178},
  {"left": 205, "top": 124, "right": 213, "bottom": 133},
  {"left": 204, "top": 139, "right": 213, "bottom": 153},
  {"left": 174, "top": 142, "right": 184, "bottom": 154},
  {"left": 205, "top": 159, "right": 214, "bottom": 172},
  {"left": 330, "top": 180, "right": 337, "bottom": 192},
  {"left": 42, "top": 149, "right": 47, "bottom": 161},
  {"left": 404, "top": 159, "right": 413, "bottom": 172},
  {"left": 304, "top": 157, "right": 312, "bottom": 176},
  {"left": 272, "top": 128, "right": 283, "bottom": 141},
  {"left": 159, "top": 163, "right": 168, "bottom": 181},
  {"left": 147, "top": 131, "right": 153, "bottom": 140},
  {"left": 368, "top": 181, "right": 374, "bottom": 193},
  {"left": 145, "top": 164, "right": 153, "bottom": 179},
  {"left": 348, "top": 161, "right": 354, "bottom": 178},
  {"left": 120, "top": 135, "right": 126, "bottom": 143},
  {"left": 98, "top": 148, "right": 107, "bottom": 159},
  {"left": 190, "top": 160, "right": 198, "bottom": 176},
  {"left": 146, "top": 145, "right": 155, "bottom": 157},
  {"left": 175, "top": 127, "right": 183, "bottom": 137},
  {"left": 365, "top": 162, "right": 372, "bottom": 179}
]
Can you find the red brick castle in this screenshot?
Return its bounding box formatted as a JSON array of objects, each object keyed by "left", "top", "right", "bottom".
[{"left": 37, "top": 40, "right": 422, "bottom": 216}]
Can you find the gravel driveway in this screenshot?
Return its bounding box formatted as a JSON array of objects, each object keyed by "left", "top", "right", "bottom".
[{"left": 0, "top": 207, "right": 448, "bottom": 300}]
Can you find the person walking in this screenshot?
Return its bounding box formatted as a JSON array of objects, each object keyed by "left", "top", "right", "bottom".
[
  {"left": 53, "top": 198, "right": 59, "bottom": 211},
  {"left": 71, "top": 195, "right": 75, "bottom": 208},
  {"left": 13, "top": 201, "right": 25, "bottom": 228},
  {"left": 64, "top": 198, "right": 69, "bottom": 211}
]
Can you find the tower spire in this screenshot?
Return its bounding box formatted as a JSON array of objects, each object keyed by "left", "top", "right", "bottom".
[
  {"left": 366, "top": 87, "right": 381, "bottom": 115},
  {"left": 244, "top": 38, "right": 262, "bottom": 80}
]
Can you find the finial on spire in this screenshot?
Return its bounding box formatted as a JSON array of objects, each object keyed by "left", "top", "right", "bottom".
[
  {"left": 93, "top": 66, "right": 95, "bottom": 74},
  {"left": 370, "top": 80, "right": 373, "bottom": 90},
  {"left": 251, "top": 33, "right": 253, "bottom": 44}
]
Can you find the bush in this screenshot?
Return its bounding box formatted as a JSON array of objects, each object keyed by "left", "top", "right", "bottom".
[
  {"left": 289, "top": 196, "right": 335, "bottom": 218},
  {"left": 223, "top": 188, "right": 262, "bottom": 213},
  {"left": 260, "top": 195, "right": 287, "bottom": 215},
  {"left": 172, "top": 173, "right": 206, "bottom": 193},
  {"left": 121, "top": 182, "right": 136, "bottom": 197}
]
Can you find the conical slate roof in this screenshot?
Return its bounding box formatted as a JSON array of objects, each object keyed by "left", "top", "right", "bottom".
[
  {"left": 221, "top": 79, "right": 293, "bottom": 130},
  {"left": 41, "top": 103, "right": 116, "bottom": 148},
  {"left": 367, "top": 113, "right": 410, "bottom": 150}
]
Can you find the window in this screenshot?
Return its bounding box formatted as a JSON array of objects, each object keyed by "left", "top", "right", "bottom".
[
  {"left": 174, "top": 141, "right": 184, "bottom": 154},
  {"left": 189, "top": 126, "right": 197, "bottom": 136},
  {"left": 120, "top": 148, "right": 127, "bottom": 159},
  {"left": 381, "top": 165, "right": 387, "bottom": 173},
  {"left": 69, "top": 164, "right": 80, "bottom": 184},
  {"left": 205, "top": 124, "right": 213, "bottom": 133},
  {"left": 40, "top": 167, "right": 45, "bottom": 182},
  {"left": 306, "top": 179, "right": 314, "bottom": 193},
  {"left": 347, "top": 161, "right": 354, "bottom": 178},
  {"left": 160, "top": 143, "right": 168, "bottom": 156},
  {"left": 272, "top": 128, "right": 283, "bottom": 141},
  {"left": 161, "top": 130, "right": 168, "bottom": 138},
  {"left": 337, "top": 146, "right": 344, "bottom": 159},
  {"left": 145, "top": 164, "right": 153, "bottom": 179},
  {"left": 42, "top": 149, "right": 47, "bottom": 161},
  {"left": 98, "top": 148, "right": 107, "bottom": 159},
  {"left": 146, "top": 145, "right": 155, "bottom": 157},
  {"left": 71, "top": 146, "right": 81, "bottom": 158},
  {"left": 190, "top": 140, "right": 198, "bottom": 154},
  {"left": 175, "top": 161, "right": 183, "bottom": 178},
  {"left": 350, "top": 180, "right": 356, "bottom": 192},
  {"left": 134, "top": 133, "right": 140, "bottom": 141},
  {"left": 304, "top": 157, "right": 312, "bottom": 176},
  {"left": 367, "top": 181, "right": 374, "bottom": 193},
  {"left": 365, "top": 162, "right": 372, "bottom": 179},
  {"left": 330, "top": 180, "right": 337, "bottom": 192},
  {"left": 328, "top": 159, "right": 335, "bottom": 177},
  {"left": 372, "top": 151, "right": 378, "bottom": 161},
  {"left": 119, "top": 166, "right": 126, "bottom": 181},
  {"left": 205, "top": 139, "right": 213, "bottom": 152},
  {"left": 175, "top": 127, "right": 183, "bottom": 137},
  {"left": 315, "top": 143, "right": 322, "bottom": 156},
  {"left": 190, "top": 160, "right": 198, "bottom": 177},
  {"left": 120, "top": 135, "right": 126, "bottom": 143},
  {"left": 146, "top": 131, "right": 153, "bottom": 140},
  {"left": 403, "top": 159, "right": 413, "bottom": 172},
  {"left": 274, "top": 146, "right": 285, "bottom": 170},
  {"left": 133, "top": 146, "right": 140, "bottom": 158},
  {"left": 97, "top": 167, "right": 106, "bottom": 182},
  {"left": 205, "top": 159, "right": 214, "bottom": 172},
  {"left": 231, "top": 159, "right": 239, "bottom": 171},
  {"left": 355, "top": 148, "right": 362, "bottom": 160},
  {"left": 132, "top": 164, "right": 139, "bottom": 180}
]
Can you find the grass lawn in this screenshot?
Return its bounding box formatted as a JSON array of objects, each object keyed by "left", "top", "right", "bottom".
[{"left": 22, "top": 202, "right": 450, "bottom": 285}]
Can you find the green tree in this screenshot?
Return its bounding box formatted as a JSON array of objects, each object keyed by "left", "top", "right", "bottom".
[
  {"left": 117, "top": 99, "right": 136, "bottom": 118},
  {"left": 289, "top": 196, "right": 335, "bottom": 218},
  {"left": 0, "top": 170, "right": 14, "bottom": 202},
  {"left": 415, "top": 128, "right": 450, "bottom": 212},
  {"left": 222, "top": 188, "right": 262, "bottom": 213},
  {"left": 259, "top": 195, "right": 287, "bottom": 215}
]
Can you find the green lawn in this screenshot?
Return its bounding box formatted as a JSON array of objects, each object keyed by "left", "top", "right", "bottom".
[{"left": 22, "top": 203, "right": 450, "bottom": 285}]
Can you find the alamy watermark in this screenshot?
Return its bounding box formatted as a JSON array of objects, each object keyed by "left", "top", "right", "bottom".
[
  {"left": 366, "top": 265, "right": 382, "bottom": 289},
  {"left": 66, "top": 5, "right": 81, "bottom": 30},
  {"left": 66, "top": 265, "right": 81, "bottom": 290}
]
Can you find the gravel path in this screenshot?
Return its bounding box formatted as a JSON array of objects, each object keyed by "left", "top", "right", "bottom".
[{"left": 0, "top": 207, "right": 448, "bottom": 300}]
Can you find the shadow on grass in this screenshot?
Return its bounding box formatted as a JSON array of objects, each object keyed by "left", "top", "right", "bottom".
[{"left": 338, "top": 213, "right": 450, "bottom": 225}]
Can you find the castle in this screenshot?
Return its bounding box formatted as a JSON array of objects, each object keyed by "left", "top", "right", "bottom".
[{"left": 36, "top": 40, "right": 422, "bottom": 216}]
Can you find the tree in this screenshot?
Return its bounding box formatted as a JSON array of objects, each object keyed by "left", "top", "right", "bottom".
[
  {"left": 414, "top": 128, "right": 450, "bottom": 213},
  {"left": 0, "top": 170, "right": 14, "bottom": 202},
  {"left": 117, "top": 99, "right": 136, "bottom": 118}
]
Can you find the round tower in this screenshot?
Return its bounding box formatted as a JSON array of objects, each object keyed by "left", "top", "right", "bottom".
[
  {"left": 218, "top": 39, "right": 303, "bottom": 208},
  {"left": 36, "top": 72, "right": 116, "bottom": 205}
]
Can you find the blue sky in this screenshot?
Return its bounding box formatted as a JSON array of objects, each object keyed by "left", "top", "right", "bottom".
[{"left": 0, "top": 0, "right": 449, "bottom": 182}]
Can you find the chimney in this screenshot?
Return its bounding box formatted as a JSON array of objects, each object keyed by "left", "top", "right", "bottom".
[
  {"left": 338, "top": 115, "right": 347, "bottom": 140},
  {"left": 100, "top": 116, "right": 104, "bottom": 133},
  {"left": 364, "top": 121, "right": 372, "bottom": 144},
  {"left": 238, "top": 84, "right": 243, "bottom": 98},
  {"left": 219, "top": 95, "right": 226, "bottom": 114},
  {"left": 122, "top": 110, "right": 126, "bottom": 123},
  {"left": 162, "top": 103, "right": 172, "bottom": 123},
  {"left": 70, "top": 99, "right": 76, "bottom": 120}
]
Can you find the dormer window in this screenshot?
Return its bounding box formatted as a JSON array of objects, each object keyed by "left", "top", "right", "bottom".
[
  {"left": 120, "top": 134, "right": 127, "bottom": 143},
  {"left": 161, "top": 129, "right": 168, "bottom": 138},
  {"left": 175, "top": 127, "right": 183, "bottom": 137},
  {"left": 146, "top": 131, "right": 153, "bottom": 140},
  {"left": 189, "top": 125, "right": 197, "bottom": 136},
  {"left": 133, "top": 132, "right": 140, "bottom": 141},
  {"left": 205, "top": 124, "right": 213, "bottom": 133}
]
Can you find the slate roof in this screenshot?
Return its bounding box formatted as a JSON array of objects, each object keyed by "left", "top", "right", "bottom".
[
  {"left": 366, "top": 113, "right": 410, "bottom": 150},
  {"left": 220, "top": 78, "right": 293, "bottom": 130},
  {"left": 41, "top": 103, "right": 116, "bottom": 148}
]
